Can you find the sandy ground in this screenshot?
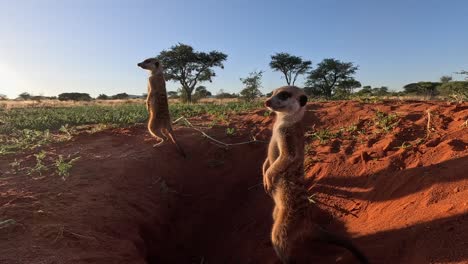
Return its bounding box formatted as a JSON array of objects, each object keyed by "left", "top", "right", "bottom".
[{"left": 0, "top": 100, "right": 467, "bottom": 264}]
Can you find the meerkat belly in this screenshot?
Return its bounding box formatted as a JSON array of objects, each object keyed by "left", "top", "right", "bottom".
[
  {"left": 149, "top": 92, "right": 170, "bottom": 120},
  {"left": 268, "top": 137, "right": 280, "bottom": 163},
  {"left": 273, "top": 180, "right": 309, "bottom": 212}
]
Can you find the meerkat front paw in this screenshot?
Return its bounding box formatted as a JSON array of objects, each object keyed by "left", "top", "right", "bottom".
[{"left": 263, "top": 171, "right": 275, "bottom": 195}]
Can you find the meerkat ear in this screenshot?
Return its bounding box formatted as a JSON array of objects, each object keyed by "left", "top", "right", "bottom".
[
  {"left": 154, "top": 61, "right": 160, "bottom": 67},
  {"left": 299, "top": 95, "right": 308, "bottom": 107}
]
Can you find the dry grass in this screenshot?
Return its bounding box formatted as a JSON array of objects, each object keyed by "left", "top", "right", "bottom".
[{"left": 0, "top": 98, "right": 244, "bottom": 109}]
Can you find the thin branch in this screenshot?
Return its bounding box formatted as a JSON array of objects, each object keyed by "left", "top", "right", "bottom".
[{"left": 173, "top": 117, "right": 265, "bottom": 148}]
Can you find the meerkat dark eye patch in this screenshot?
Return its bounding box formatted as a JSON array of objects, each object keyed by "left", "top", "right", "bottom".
[
  {"left": 299, "top": 95, "right": 308, "bottom": 107},
  {"left": 277, "top": 91, "right": 292, "bottom": 100}
]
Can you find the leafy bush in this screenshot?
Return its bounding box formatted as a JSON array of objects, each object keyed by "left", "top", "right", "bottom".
[{"left": 58, "top": 93, "right": 92, "bottom": 101}]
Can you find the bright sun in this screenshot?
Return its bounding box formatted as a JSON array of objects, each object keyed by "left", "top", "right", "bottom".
[{"left": 0, "top": 62, "right": 27, "bottom": 98}]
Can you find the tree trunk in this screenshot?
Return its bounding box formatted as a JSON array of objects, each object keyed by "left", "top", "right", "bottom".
[{"left": 186, "top": 88, "right": 192, "bottom": 103}]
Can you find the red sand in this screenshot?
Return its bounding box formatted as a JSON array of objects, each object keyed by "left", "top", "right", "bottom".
[{"left": 0, "top": 101, "right": 467, "bottom": 264}]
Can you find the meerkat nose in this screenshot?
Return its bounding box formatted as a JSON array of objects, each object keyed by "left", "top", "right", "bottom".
[{"left": 265, "top": 100, "right": 272, "bottom": 107}]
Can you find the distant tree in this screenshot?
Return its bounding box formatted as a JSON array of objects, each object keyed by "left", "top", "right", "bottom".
[
  {"left": 31, "top": 95, "right": 46, "bottom": 102},
  {"left": 97, "top": 94, "right": 109, "bottom": 100},
  {"left": 216, "top": 89, "right": 238, "bottom": 99},
  {"left": 355, "top": 85, "right": 373, "bottom": 96},
  {"left": 194, "top": 86, "right": 212, "bottom": 98},
  {"left": 269, "top": 53, "right": 312, "bottom": 85},
  {"left": 0, "top": 94, "right": 7, "bottom": 100},
  {"left": 167, "top": 91, "right": 179, "bottom": 99},
  {"left": 58, "top": 93, "right": 92, "bottom": 101},
  {"left": 240, "top": 71, "right": 263, "bottom": 101},
  {"left": 372, "top": 86, "right": 390, "bottom": 96},
  {"left": 438, "top": 81, "right": 468, "bottom": 100},
  {"left": 335, "top": 79, "right": 361, "bottom": 98},
  {"left": 18, "top": 92, "right": 32, "bottom": 100},
  {"left": 403, "top": 82, "right": 440, "bottom": 97},
  {"left": 303, "top": 86, "right": 323, "bottom": 97},
  {"left": 156, "top": 43, "right": 227, "bottom": 103},
  {"left": 440, "top": 75, "right": 452, "bottom": 83},
  {"left": 305, "top": 58, "right": 359, "bottom": 98},
  {"left": 112, "top": 93, "right": 130, "bottom": 99}
]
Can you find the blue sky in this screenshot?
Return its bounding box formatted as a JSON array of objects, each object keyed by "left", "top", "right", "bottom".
[{"left": 0, "top": 0, "right": 467, "bottom": 99}]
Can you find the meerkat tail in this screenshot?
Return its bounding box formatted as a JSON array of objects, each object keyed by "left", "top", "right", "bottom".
[
  {"left": 312, "top": 227, "right": 369, "bottom": 264},
  {"left": 165, "top": 128, "right": 187, "bottom": 158}
]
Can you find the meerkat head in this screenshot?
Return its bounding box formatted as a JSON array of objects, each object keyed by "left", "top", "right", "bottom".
[
  {"left": 265, "top": 86, "right": 308, "bottom": 115},
  {"left": 137, "top": 58, "right": 163, "bottom": 74}
]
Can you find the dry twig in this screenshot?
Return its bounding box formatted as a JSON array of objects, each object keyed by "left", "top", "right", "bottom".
[{"left": 173, "top": 117, "right": 265, "bottom": 148}]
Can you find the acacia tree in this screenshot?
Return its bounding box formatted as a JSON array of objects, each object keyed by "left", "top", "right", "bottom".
[
  {"left": 156, "top": 43, "right": 227, "bottom": 103},
  {"left": 305, "top": 58, "right": 359, "bottom": 98},
  {"left": 335, "top": 79, "right": 361, "bottom": 97},
  {"left": 403, "top": 82, "right": 440, "bottom": 97},
  {"left": 440, "top": 75, "right": 452, "bottom": 83},
  {"left": 269, "top": 53, "right": 312, "bottom": 85},
  {"left": 18, "top": 92, "right": 32, "bottom": 100},
  {"left": 240, "top": 71, "right": 263, "bottom": 101}
]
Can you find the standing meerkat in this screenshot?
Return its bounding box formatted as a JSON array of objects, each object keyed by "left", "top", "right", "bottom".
[
  {"left": 263, "top": 86, "right": 368, "bottom": 264},
  {"left": 138, "top": 58, "right": 186, "bottom": 157}
]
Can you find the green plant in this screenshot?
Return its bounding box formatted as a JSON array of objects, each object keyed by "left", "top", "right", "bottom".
[
  {"left": 309, "top": 128, "right": 339, "bottom": 144},
  {"left": 55, "top": 155, "right": 80, "bottom": 179},
  {"left": 59, "top": 124, "right": 76, "bottom": 140},
  {"left": 28, "top": 150, "right": 48, "bottom": 175},
  {"left": 374, "top": 110, "right": 399, "bottom": 133},
  {"left": 226, "top": 127, "right": 236, "bottom": 136}
]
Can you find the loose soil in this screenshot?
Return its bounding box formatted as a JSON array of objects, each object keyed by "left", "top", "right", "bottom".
[{"left": 1, "top": 100, "right": 467, "bottom": 264}]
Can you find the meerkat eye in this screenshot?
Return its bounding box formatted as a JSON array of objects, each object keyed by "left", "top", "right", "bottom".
[
  {"left": 277, "top": 91, "right": 291, "bottom": 100},
  {"left": 299, "top": 95, "right": 308, "bottom": 106}
]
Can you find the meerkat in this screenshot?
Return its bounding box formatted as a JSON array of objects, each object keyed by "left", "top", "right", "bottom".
[
  {"left": 263, "top": 86, "right": 368, "bottom": 264},
  {"left": 137, "top": 58, "right": 186, "bottom": 157}
]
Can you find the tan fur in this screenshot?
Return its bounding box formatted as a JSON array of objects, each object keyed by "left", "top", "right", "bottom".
[
  {"left": 263, "top": 86, "right": 368, "bottom": 264},
  {"left": 138, "top": 58, "right": 186, "bottom": 157}
]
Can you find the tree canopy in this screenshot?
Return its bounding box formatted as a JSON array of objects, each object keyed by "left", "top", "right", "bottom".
[
  {"left": 438, "top": 81, "right": 468, "bottom": 100},
  {"left": 269, "top": 53, "right": 312, "bottom": 86},
  {"left": 440, "top": 75, "right": 453, "bottom": 83},
  {"left": 403, "top": 82, "right": 440, "bottom": 97},
  {"left": 156, "top": 43, "right": 227, "bottom": 103},
  {"left": 112, "top": 93, "right": 130, "bottom": 100},
  {"left": 58, "top": 93, "right": 92, "bottom": 101},
  {"left": 335, "top": 79, "right": 361, "bottom": 98},
  {"left": 305, "top": 58, "right": 359, "bottom": 98},
  {"left": 18, "top": 92, "right": 32, "bottom": 100},
  {"left": 97, "top": 94, "right": 109, "bottom": 100},
  {"left": 240, "top": 71, "right": 263, "bottom": 102},
  {"left": 194, "top": 86, "right": 212, "bottom": 99}
]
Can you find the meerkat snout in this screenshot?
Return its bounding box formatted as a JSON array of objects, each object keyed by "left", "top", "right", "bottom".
[
  {"left": 265, "top": 86, "right": 308, "bottom": 113},
  {"left": 137, "top": 58, "right": 161, "bottom": 71}
]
